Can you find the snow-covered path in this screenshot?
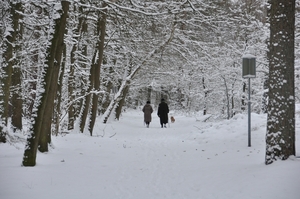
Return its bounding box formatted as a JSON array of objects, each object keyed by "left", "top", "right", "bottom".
[{"left": 1, "top": 110, "right": 300, "bottom": 199}]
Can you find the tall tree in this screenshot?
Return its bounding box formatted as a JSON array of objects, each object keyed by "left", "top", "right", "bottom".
[
  {"left": 22, "top": 1, "right": 70, "bottom": 166},
  {"left": 88, "top": 4, "right": 107, "bottom": 136},
  {"left": 10, "top": 2, "right": 23, "bottom": 132},
  {"left": 0, "top": 1, "right": 23, "bottom": 141},
  {"left": 265, "top": 0, "right": 295, "bottom": 164},
  {"left": 78, "top": 2, "right": 107, "bottom": 135},
  {"left": 38, "top": 1, "right": 70, "bottom": 152}
]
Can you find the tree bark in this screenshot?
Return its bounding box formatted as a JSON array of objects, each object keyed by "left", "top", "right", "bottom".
[
  {"left": 221, "top": 75, "right": 230, "bottom": 120},
  {"left": 68, "top": 64, "right": 75, "bottom": 130},
  {"left": 54, "top": 44, "right": 66, "bottom": 135},
  {"left": 0, "top": 2, "right": 23, "bottom": 142},
  {"left": 241, "top": 82, "right": 246, "bottom": 111},
  {"left": 265, "top": 0, "right": 295, "bottom": 165},
  {"left": 38, "top": 1, "right": 69, "bottom": 152},
  {"left": 2, "top": 2, "right": 22, "bottom": 125},
  {"left": 68, "top": 2, "right": 86, "bottom": 130},
  {"left": 202, "top": 77, "right": 207, "bottom": 115},
  {"left": 79, "top": 54, "right": 95, "bottom": 133},
  {"left": 22, "top": 1, "right": 70, "bottom": 166},
  {"left": 11, "top": 67, "right": 23, "bottom": 132},
  {"left": 115, "top": 85, "right": 130, "bottom": 120},
  {"left": 101, "top": 80, "right": 113, "bottom": 115},
  {"left": 88, "top": 8, "right": 107, "bottom": 136},
  {"left": 10, "top": 2, "right": 23, "bottom": 132}
]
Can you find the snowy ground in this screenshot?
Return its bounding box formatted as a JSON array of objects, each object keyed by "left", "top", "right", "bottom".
[{"left": 1, "top": 109, "right": 300, "bottom": 199}]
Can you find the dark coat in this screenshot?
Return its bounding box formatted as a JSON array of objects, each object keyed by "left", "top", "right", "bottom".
[
  {"left": 157, "top": 101, "right": 169, "bottom": 124},
  {"left": 142, "top": 104, "right": 153, "bottom": 122}
]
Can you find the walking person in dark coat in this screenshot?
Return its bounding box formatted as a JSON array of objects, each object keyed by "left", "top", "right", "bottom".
[
  {"left": 157, "top": 98, "right": 169, "bottom": 128},
  {"left": 142, "top": 101, "right": 153, "bottom": 128}
]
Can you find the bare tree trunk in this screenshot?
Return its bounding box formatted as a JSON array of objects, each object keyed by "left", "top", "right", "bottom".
[
  {"left": 115, "top": 85, "right": 130, "bottom": 120},
  {"left": 54, "top": 44, "right": 66, "bottom": 135},
  {"left": 10, "top": 2, "right": 23, "bottom": 132},
  {"left": 241, "top": 82, "right": 246, "bottom": 111},
  {"left": 102, "top": 80, "right": 130, "bottom": 124},
  {"left": 100, "top": 64, "right": 114, "bottom": 115},
  {"left": 1, "top": 65, "right": 12, "bottom": 126},
  {"left": 68, "top": 64, "right": 75, "bottom": 130},
  {"left": 23, "top": 1, "right": 70, "bottom": 166},
  {"left": 68, "top": 2, "right": 87, "bottom": 130},
  {"left": 0, "top": 2, "right": 23, "bottom": 142},
  {"left": 88, "top": 7, "right": 107, "bottom": 136},
  {"left": 11, "top": 66, "right": 23, "bottom": 132},
  {"left": 265, "top": 0, "right": 295, "bottom": 165},
  {"left": 38, "top": 2, "right": 69, "bottom": 152},
  {"left": 2, "top": 2, "right": 22, "bottom": 125},
  {"left": 221, "top": 75, "right": 230, "bottom": 120},
  {"left": 202, "top": 77, "right": 207, "bottom": 115},
  {"left": 79, "top": 54, "right": 95, "bottom": 133},
  {"left": 262, "top": 75, "right": 268, "bottom": 113},
  {"left": 101, "top": 81, "right": 113, "bottom": 115},
  {"left": 230, "top": 78, "right": 237, "bottom": 117}
]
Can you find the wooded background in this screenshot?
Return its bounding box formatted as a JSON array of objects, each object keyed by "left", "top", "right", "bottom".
[{"left": 0, "top": 0, "right": 299, "bottom": 159}]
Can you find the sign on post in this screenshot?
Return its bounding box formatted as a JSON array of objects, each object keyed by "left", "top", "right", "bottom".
[
  {"left": 242, "top": 54, "right": 256, "bottom": 147},
  {"left": 242, "top": 54, "right": 256, "bottom": 78}
]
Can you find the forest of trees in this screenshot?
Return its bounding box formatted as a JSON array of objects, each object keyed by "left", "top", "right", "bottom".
[{"left": 0, "top": 0, "right": 298, "bottom": 166}]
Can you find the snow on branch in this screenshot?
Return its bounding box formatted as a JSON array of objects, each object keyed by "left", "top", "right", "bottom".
[
  {"left": 102, "top": 20, "right": 177, "bottom": 123},
  {"left": 106, "top": 1, "right": 168, "bottom": 16}
]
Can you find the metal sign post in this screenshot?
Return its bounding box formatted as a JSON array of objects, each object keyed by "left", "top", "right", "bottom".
[
  {"left": 248, "top": 78, "right": 251, "bottom": 147},
  {"left": 242, "top": 54, "right": 256, "bottom": 147}
]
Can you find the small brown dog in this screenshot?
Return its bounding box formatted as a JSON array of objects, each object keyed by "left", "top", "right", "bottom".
[{"left": 170, "top": 116, "right": 175, "bottom": 123}]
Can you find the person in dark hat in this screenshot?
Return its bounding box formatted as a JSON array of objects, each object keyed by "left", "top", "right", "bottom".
[
  {"left": 142, "top": 101, "right": 153, "bottom": 128},
  {"left": 157, "top": 98, "right": 169, "bottom": 128}
]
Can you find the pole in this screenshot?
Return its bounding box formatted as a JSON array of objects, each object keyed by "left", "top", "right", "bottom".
[{"left": 248, "top": 78, "right": 251, "bottom": 147}]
